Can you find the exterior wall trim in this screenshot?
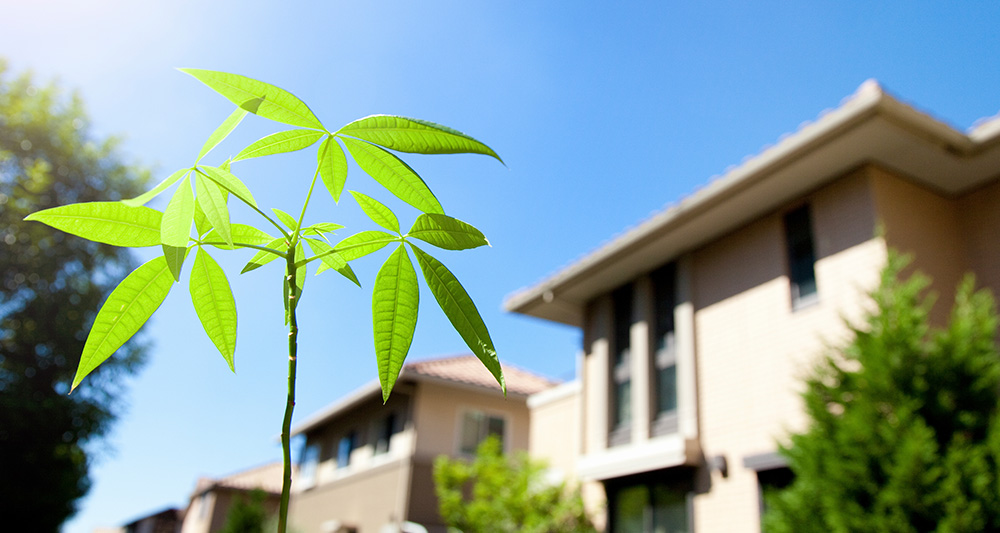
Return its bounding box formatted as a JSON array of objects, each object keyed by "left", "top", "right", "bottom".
[
  {"left": 577, "top": 434, "right": 698, "bottom": 481},
  {"left": 742, "top": 451, "right": 788, "bottom": 472}
]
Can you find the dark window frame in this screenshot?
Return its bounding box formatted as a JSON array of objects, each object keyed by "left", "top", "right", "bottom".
[
  {"left": 784, "top": 204, "right": 818, "bottom": 309},
  {"left": 606, "top": 468, "right": 695, "bottom": 533},
  {"left": 650, "top": 262, "right": 679, "bottom": 436},
  {"left": 337, "top": 430, "right": 358, "bottom": 469},
  {"left": 610, "top": 284, "right": 634, "bottom": 447},
  {"left": 374, "top": 413, "right": 397, "bottom": 456}
]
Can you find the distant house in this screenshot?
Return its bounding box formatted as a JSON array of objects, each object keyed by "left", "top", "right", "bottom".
[
  {"left": 287, "top": 355, "right": 556, "bottom": 533},
  {"left": 179, "top": 461, "right": 285, "bottom": 533},
  {"left": 509, "top": 80, "right": 1000, "bottom": 532},
  {"left": 119, "top": 507, "right": 182, "bottom": 533}
]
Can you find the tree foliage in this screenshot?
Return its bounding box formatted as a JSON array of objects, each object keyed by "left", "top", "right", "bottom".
[
  {"left": 0, "top": 60, "right": 149, "bottom": 530},
  {"left": 764, "top": 255, "right": 1000, "bottom": 532},
  {"left": 220, "top": 489, "right": 273, "bottom": 533},
  {"left": 433, "top": 437, "right": 596, "bottom": 533}
]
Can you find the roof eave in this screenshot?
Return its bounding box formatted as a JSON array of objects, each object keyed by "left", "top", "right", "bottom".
[{"left": 504, "top": 81, "right": 1000, "bottom": 327}]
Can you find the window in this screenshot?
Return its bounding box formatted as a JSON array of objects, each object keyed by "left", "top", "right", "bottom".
[
  {"left": 299, "top": 442, "right": 320, "bottom": 488},
  {"left": 610, "top": 284, "right": 633, "bottom": 446},
  {"left": 609, "top": 475, "right": 691, "bottom": 533},
  {"left": 784, "top": 205, "right": 818, "bottom": 307},
  {"left": 374, "top": 413, "right": 397, "bottom": 455},
  {"left": 757, "top": 467, "right": 794, "bottom": 530},
  {"left": 459, "top": 411, "right": 505, "bottom": 455},
  {"left": 651, "top": 263, "right": 678, "bottom": 436},
  {"left": 337, "top": 431, "right": 357, "bottom": 469}
]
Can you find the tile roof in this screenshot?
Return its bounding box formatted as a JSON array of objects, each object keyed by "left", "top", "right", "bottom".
[
  {"left": 404, "top": 354, "right": 557, "bottom": 396},
  {"left": 193, "top": 461, "right": 288, "bottom": 496}
]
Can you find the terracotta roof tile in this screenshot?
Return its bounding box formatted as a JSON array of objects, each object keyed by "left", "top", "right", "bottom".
[
  {"left": 404, "top": 354, "right": 556, "bottom": 396},
  {"left": 194, "top": 461, "right": 288, "bottom": 496}
]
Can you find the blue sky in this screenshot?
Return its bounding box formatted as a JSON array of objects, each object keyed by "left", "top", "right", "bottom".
[{"left": 3, "top": 1, "right": 1000, "bottom": 531}]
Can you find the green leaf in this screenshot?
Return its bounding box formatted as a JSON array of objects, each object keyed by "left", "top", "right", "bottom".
[
  {"left": 407, "top": 213, "right": 489, "bottom": 250},
  {"left": 190, "top": 248, "right": 238, "bottom": 371},
  {"left": 333, "top": 231, "right": 399, "bottom": 261},
  {"left": 197, "top": 165, "right": 257, "bottom": 208},
  {"left": 304, "top": 238, "right": 360, "bottom": 286},
  {"left": 194, "top": 202, "right": 212, "bottom": 237},
  {"left": 161, "top": 176, "right": 195, "bottom": 281},
  {"left": 197, "top": 107, "right": 249, "bottom": 163},
  {"left": 341, "top": 137, "right": 443, "bottom": 215},
  {"left": 302, "top": 222, "right": 344, "bottom": 238},
  {"left": 233, "top": 129, "right": 325, "bottom": 162},
  {"left": 242, "top": 238, "right": 286, "bottom": 274},
  {"left": 350, "top": 190, "right": 400, "bottom": 234},
  {"left": 373, "top": 245, "right": 419, "bottom": 402},
  {"left": 25, "top": 202, "right": 162, "bottom": 247},
  {"left": 71, "top": 256, "right": 174, "bottom": 391},
  {"left": 179, "top": 68, "right": 324, "bottom": 130},
  {"left": 205, "top": 224, "right": 275, "bottom": 250},
  {"left": 410, "top": 244, "right": 504, "bottom": 394},
  {"left": 318, "top": 136, "right": 348, "bottom": 202},
  {"left": 337, "top": 115, "right": 503, "bottom": 163},
  {"left": 272, "top": 208, "right": 298, "bottom": 232},
  {"left": 122, "top": 168, "right": 189, "bottom": 207},
  {"left": 194, "top": 173, "right": 232, "bottom": 247}
]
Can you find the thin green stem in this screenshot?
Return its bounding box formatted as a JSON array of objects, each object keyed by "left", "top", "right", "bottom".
[
  {"left": 278, "top": 246, "right": 299, "bottom": 533},
  {"left": 292, "top": 147, "right": 326, "bottom": 247}
]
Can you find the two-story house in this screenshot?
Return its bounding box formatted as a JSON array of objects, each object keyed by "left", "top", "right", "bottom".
[
  {"left": 287, "top": 355, "right": 555, "bottom": 533},
  {"left": 508, "top": 80, "right": 1000, "bottom": 532}
]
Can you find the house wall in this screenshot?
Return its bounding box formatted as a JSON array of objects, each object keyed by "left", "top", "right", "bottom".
[
  {"left": 691, "top": 167, "right": 885, "bottom": 532},
  {"left": 410, "top": 381, "right": 531, "bottom": 461},
  {"left": 570, "top": 163, "right": 1000, "bottom": 532},
  {"left": 870, "top": 166, "right": 967, "bottom": 324},
  {"left": 957, "top": 178, "right": 1000, "bottom": 297},
  {"left": 289, "top": 390, "right": 414, "bottom": 532},
  {"left": 289, "top": 459, "right": 409, "bottom": 533},
  {"left": 406, "top": 381, "right": 532, "bottom": 532},
  {"left": 529, "top": 381, "right": 582, "bottom": 479}
]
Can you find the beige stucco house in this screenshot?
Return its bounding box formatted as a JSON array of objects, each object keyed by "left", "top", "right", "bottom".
[
  {"left": 178, "top": 461, "right": 285, "bottom": 533},
  {"left": 287, "top": 355, "right": 555, "bottom": 533},
  {"left": 509, "top": 80, "right": 1000, "bottom": 532}
]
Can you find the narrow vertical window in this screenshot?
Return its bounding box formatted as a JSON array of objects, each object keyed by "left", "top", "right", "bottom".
[
  {"left": 651, "top": 263, "right": 678, "bottom": 435},
  {"left": 374, "top": 413, "right": 396, "bottom": 455},
  {"left": 337, "top": 431, "right": 357, "bottom": 469},
  {"left": 299, "top": 442, "right": 320, "bottom": 488},
  {"left": 610, "top": 284, "right": 633, "bottom": 446},
  {"left": 784, "top": 205, "right": 818, "bottom": 308}
]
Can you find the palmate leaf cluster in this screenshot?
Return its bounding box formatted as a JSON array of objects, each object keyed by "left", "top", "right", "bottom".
[
  {"left": 764, "top": 255, "right": 1000, "bottom": 532},
  {"left": 433, "top": 437, "right": 597, "bottom": 533},
  {"left": 0, "top": 60, "right": 150, "bottom": 530},
  {"left": 26, "top": 68, "right": 506, "bottom": 402}
]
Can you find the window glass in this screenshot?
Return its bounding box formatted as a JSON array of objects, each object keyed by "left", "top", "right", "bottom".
[
  {"left": 299, "top": 442, "right": 320, "bottom": 487},
  {"left": 784, "top": 205, "right": 817, "bottom": 305},
  {"left": 375, "top": 413, "right": 396, "bottom": 455},
  {"left": 611, "top": 480, "right": 689, "bottom": 533},
  {"left": 651, "top": 485, "right": 689, "bottom": 533},
  {"left": 337, "top": 431, "right": 357, "bottom": 469},
  {"left": 652, "top": 263, "right": 678, "bottom": 421},
  {"left": 612, "top": 284, "right": 633, "bottom": 432},
  {"left": 612, "top": 485, "right": 647, "bottom": 533},
  {"left": 656, "top": 364, "right": 677, "bottom": 414},
  {"left": 459, "top": 411, "right": 505, "bottom": 454}
]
